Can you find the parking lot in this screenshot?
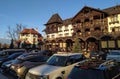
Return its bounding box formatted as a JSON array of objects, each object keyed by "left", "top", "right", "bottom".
[
  {"left": 0, "top": 69, "right": 16, "bottom": 79},
  {"left": 0, "top": 49, "right": 120, "bottom": 79}
]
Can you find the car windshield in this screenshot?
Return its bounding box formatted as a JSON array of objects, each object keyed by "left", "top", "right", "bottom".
[
  {"left": 68, "top": 67, "right": 105, "bottom": 79},
  {"left": 110, "top": 52, "right": 120, "bottom": 55},
  {"left": 47, "top": 55, "right": 68, "bottom": 66}
]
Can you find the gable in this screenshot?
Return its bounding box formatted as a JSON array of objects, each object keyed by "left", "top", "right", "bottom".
[
  {"left": 72, "top": 6, "right": 107, "bottom": 22},
  {"left": 45, "top": 13, "right": 63, "bottom": 25}
]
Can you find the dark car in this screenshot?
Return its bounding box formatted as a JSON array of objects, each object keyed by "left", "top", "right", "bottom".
[
  {"left": 90, "top": 51, "right": 106, "bottom": 60},
  {"left": 67, "top": 59, "right": 120, "bottom": 79},
  {"left": 0, "top": 49, "right": 26, "bottom": 58},
  {"left": 0, "top": 53, "right": 29, "bottom": 73},
  {"left": 38, "top": 50, "right": 54, "bottom": 56},
  {"left": 0, "top": 52, "right": 23, "bottom": 67},
  {"left": 10, "top": 54, "right": 50, "bottom": 77},
  {"left": 16, "top": 56, "right": 49, "bottom": 79}
]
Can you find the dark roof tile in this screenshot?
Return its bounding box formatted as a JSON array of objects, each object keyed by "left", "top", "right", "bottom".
[
  {"left": 46, "top": 13, "right": 63, "bottom": 25},
  {"left": 102, "top": 5, "right": 120, "bottom": 15},
  {"left": 20, "top": 28, "right": 40, "bottom": 35}
]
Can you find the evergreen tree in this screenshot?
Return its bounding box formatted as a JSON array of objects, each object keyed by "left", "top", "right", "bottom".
[
  {"left": 21, "top": 41, "right": 26, "bottom": 48},
  {"left": 32, "top": 44, "right": 36, "bottom": 49},
  {"left": 9, "top": 39, "right": 14, "bottom": 49},
  {"left": 72, "top": 38, "right": 82, "bottom": 53}
]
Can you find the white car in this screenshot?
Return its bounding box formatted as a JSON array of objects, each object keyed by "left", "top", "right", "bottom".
[
  {"left": 25, "top": 53, "right": 84, "bottom": 79},
  {"left": 106, "top": 50, "right": 120, "bottom": 62}
]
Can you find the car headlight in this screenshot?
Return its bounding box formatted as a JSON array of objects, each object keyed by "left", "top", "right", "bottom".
[
  {"left": 17, "top": 66, "right": 26, "bottom": 74},
  {"left": 11, "top": 65, "right": 15, "bottom": 69},
  {"left": 17, "top": 68, "right": 21, "bottom": 73}
]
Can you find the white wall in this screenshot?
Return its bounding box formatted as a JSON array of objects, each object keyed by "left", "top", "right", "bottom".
[{"left": 108, "top": 14, "right": 120, "bottom": 32}]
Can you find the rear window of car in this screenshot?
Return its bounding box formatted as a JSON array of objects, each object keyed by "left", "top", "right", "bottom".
[{"left": 68, "top": 67, "right": 105, "bottom": 79}]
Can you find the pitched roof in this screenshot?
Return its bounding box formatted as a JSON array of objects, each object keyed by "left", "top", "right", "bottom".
[
  {"left": 102, "top": 5, "right": 120, "bottom": 15},
  {"left": 45, "top": 13, "right": 63, "bottom": 25},
  {"left": 72, "top": 6, "right": 107, "bottom": 20},
  {"left": 20, "top": 28, "right": 40, "bottom": 35},
  {"left": 62, "top": 18, "right": 72, "bottom": 25}
]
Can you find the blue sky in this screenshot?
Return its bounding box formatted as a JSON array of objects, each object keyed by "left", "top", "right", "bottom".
[{"left": 0, "top": 0, "right": 120, "bottom": 39}]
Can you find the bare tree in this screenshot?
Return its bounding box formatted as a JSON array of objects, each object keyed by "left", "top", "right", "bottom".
[
  {"left": 15, "top": 24, "right": 26, "bottom": 39},
  {"left": 7, "top": 26, "right": 15, "bottom": 40},
  {"left": 7, "top": 24, "right": 26, "bottom": 40}
]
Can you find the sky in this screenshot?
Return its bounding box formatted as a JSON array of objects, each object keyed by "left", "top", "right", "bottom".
[{"left": 0, "top": 0, "right": 120, "bottom": 39}]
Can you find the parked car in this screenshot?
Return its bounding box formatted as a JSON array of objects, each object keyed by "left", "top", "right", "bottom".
[
  {"left": 10, "top": 54, "right": 50, "bottom": 76},
  {"left": 1, "top": 59, "right": 14, "bottom": 73},
  {"left": 0, "top": 52, "right": 23, "bottom": 67},
  {"left": 1, "top": 53, "right": 29, "bottom": 73},
  {"left": 26, "top": 53, "right": 85, "bottom": 79},
  {"left": 106, "top": 50, "right": 120, "bottom": 62},
  {"left": 38, "top": 50, "right": 54, "bottom": 56},
  {"left": 0, "top": 49, "right": 26, "bottom": 58},
  {"left": 67, "top": 59, "right": 120, "bottom": 79},
  {"left": 90, "top": 51, "right": 107, "bottom": 60},
  {"left": 16, "top": 56, "right": 49, "bottom": 79}
]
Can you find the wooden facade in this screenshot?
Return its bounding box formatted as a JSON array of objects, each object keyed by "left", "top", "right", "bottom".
[{"left": 44, "top": 5, "right": 120, "bottom": 52}]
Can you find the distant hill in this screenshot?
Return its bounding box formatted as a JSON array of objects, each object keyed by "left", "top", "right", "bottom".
[{"left": 0, "top": 38, "right": 11, "bottom": 44}]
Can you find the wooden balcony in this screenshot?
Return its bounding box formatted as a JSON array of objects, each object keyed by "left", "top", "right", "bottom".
[{"left": 77, "top": 31, "right": 103, "bottom": 39}]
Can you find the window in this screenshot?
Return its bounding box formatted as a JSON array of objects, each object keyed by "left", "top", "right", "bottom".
[
  {"left": 114, "top": 15, "right": 118, "bottom": 22},
  {"left": 47, "top": 35, "right": 49, "bottom": 38},
  {"left": 111, "top": 27, "right": 120, "bottom": 32},
  {"left": 112, "top": 28, "right": 115, "bottom": 32},
  {"left": 59, "top": 34, "right": 63, "bottom": 37},
  {"left": 52, "top": 35, "right": 55, "bottom": 38},
  {"left": 115, "top": 27, "right": 119, "bottom": 32},
  {"left": 64, "top": 33, "right": 69, "bottom": 36},
  {"left": 58, "top": 27, "right": 62, "bottom": 32},
  {"left": 109, "top": 14, "right": 119, "bottom": 24},
  {"left": 21, "top": 34, "right": 25, "bottom": 36}
]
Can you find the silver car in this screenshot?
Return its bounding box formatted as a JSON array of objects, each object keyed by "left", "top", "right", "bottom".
[{"left": 25, "top": 53, "right": 85, "bottom": 79}]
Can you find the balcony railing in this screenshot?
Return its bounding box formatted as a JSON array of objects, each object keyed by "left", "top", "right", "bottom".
[
  {"left": 109, "top": 21, "right": 119, "bottom": 25},
  {"left": 77, "top": 31, "right": 103, "bottom": 38}
]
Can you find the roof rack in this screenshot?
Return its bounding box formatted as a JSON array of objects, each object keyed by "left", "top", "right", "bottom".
[{"left": 77, "top": 59, "right": 117, "bottom": 69}]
